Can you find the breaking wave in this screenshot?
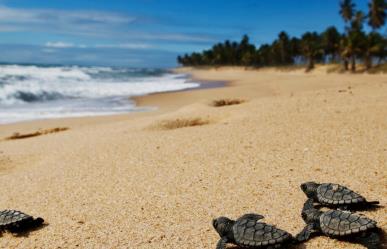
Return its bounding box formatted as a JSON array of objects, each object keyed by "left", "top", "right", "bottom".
[{"left": 0, "top": 64, "right": 200, "bottom": 123}]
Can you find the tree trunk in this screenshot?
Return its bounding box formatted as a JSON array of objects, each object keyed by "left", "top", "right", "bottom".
[
  {"left": 351, "top": 55, "right": 356, "bottom": 72},
  {"left": 306, "top": 57, "right": 314, "bottom": 71},
  {"left": 343, "top": 59, "right": 349, "bottom": 71},
  {"left": 364, "top": 54, "right": 372, "bottom": 70},
  {"left": 377, "top": 57, "right": 383, "bottom": 65}
]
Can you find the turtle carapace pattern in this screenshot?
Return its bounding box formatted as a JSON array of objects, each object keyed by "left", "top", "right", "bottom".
[
  {"left": 301, "top": 182, "right": 379, "bottom": 210},
  {"left": 0, "top": 210, "right": 44, "bottom": 233},
  {"left": 295, "top": 199, "right": 381, "bottom": 249},
  {"left": 213, "top": 213, "right": 293, "bottom": 249}
]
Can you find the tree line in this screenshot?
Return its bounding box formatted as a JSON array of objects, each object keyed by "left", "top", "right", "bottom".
[{"left": 177, "top": 0, "right": 386, "bottom": 72}]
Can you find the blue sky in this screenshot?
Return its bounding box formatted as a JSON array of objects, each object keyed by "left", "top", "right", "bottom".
[{"left": 0, "top": 0, "right": 377, "bottom": 67}]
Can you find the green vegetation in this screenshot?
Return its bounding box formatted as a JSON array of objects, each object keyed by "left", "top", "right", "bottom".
[{"left": 177, "top": 0, "right": 386, "bottom": 72}]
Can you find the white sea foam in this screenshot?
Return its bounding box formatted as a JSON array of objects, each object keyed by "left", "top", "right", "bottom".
[{"left": 0, "top": 64, "right": 200, "bottom": 124}]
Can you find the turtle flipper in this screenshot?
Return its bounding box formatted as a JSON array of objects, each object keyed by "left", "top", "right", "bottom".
[
  {"left": 215, "top": 237, "right": 227, "bottom": 249},
  {"left": 362, "top": 201, "right": 381, "bottom": 210},
  {"left": 348, "top": 231, "right": 381, "bottom": 249},
  {"left": 339, "top": 201, "right": 381, "bottom": 211},
  {"left": 238, "top": 213, "right": 264, "bottom": 221},
  {"left": 295, "top": 223, "right": 317, "bottom": 242},
  {"left": 8, "top": 217, "right": 44, "bottom": 233}
]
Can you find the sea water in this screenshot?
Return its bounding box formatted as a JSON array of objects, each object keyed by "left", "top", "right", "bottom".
[{"left": 0, "top": 64, "right": 200, "bottom": 124}]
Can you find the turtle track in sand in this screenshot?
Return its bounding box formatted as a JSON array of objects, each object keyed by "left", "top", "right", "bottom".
[
  {"left": 151, "top": 117, "right": 211, "bottom": 130},
  {"left": 4, "top": 127, "right": 69, "bottom": 140}
]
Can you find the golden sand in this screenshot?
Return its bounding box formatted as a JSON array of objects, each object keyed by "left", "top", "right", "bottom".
[{"left": 0, "top": 66, "right": 386, "bottom": 248}]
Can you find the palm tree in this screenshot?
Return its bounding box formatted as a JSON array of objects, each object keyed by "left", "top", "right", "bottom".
[
  {"left": 378, "top": 36, "right": 387, "bottom": 64},
  {"left": 351, "top": 11, "right": 366, "bottom": 31},
  {"left": 340, "top": 0, "right": 356, "bottom": 27},
  {"left": 322, "top": 26, "right": 341, "bottom": 63},
  {"left": 301, "top": 32, "right": 322, "bottom": 71},
  {"left": 277, "top": 31, "right": 293, "bottom": 65},
  {"left": 176, "top": 0, "right": 385, "bottom": 69},
  {"left": 361, "top": 32, "right": 385, "bottom": 69},
  {"left": 257, "top": 44, "right": 273, "bottom": 66},
  {"left": 348, "top": 11, "right": 366, "bottom": 71},
  {"left": 339, "top": 0, "right": 356, "bottom": 70},
  {"left": 238, "top": 35, "right": 256, "bottom": 66},
  {"left": 340, "top": 36, "right": 351, "bottom": 71},
  {"left": 290, "top": 37, "right": 302, "bottom": 60},
  {"left": 368, "top": 0, "right": 387, "bottom": 30},
  {"left": 338, "top": 9, "right": 365, "bottom": 72},
  {"left": 202, "top": 50, "right": 214, "bottom": 65}
]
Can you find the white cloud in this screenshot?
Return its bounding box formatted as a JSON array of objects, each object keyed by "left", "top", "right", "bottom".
[
  {"left": 142, "top": 33, "right": 214, "bottom": 42},
  {"left": 44, "top": 42, "right": 153, "bottom": 50},
  {"left": 0, "top": 5, "right": 215, "bottom": 44},
  {"left": 45, "top": 41, "right": 75, "bottom": 48},
  {"left": 0, "top": 6, "right": 136, "bottom": 36},
  {"left": 94, "top": 43, "right": 153, "bottom": 49},
  {"left": 0, "top": 6, "right": 135, "bottom": 24}
]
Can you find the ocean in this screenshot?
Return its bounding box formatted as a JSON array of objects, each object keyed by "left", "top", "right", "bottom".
[{"left": 0, "top": 64, "right": 200, "bottom": 124}]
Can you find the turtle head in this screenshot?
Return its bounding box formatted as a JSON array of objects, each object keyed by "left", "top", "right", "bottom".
[
  {"left": 301, "top": 182, "right": 319, "bottom": 198},
  {"left": 212, "top": 217, "right": 233, "bottom": 237}
]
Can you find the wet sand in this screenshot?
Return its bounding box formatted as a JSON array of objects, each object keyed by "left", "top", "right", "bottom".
[{"left": 0, "top": 66, "right": 386, "bottom": 248}]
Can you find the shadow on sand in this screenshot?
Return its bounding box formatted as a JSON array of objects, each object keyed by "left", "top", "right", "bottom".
[{"left": 0, "top": 222, "right": 48, "bottom": 238}]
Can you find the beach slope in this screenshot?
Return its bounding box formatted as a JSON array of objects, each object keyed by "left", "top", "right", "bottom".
[{"left": 0, "top": 67, "right": 386, "bottom": 248}]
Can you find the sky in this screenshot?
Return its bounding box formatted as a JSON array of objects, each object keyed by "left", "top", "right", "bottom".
[{"left": 0, "top": 0, "right": 377, "bottom": 67}]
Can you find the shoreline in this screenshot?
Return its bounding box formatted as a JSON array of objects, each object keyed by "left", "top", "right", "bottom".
[
  {"left": 0, "top": 70, "right": 227, "bottom": 133},
  {"left": 0, "top": 65, "right": 384, "bottom": 129},
  {"left": 0, "top": 69, "right": 228, "bottom": 137},
  {"left": 0, "top": 66, "right": 385, "bottom": 248},
  {"left": 0, "top": 65, "right": 384, "bottom": 137}
]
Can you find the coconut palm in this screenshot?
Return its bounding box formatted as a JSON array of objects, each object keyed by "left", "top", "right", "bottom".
[
  {"left": 277, "top": 31, "right": 293, "bottom": 65},
  {"left": 340, "top": 35, "right": 350, "bottom": 71},
  {"left": 339, "top": 0, "right": 356, "bottom": 70},
  {"left": 351, "top": 11, "right": 366, "bottom": 31},
  {"left": 340, "top": 0, "right": 356, "bottom": 26},
  {"left": 361, "top": 32, "right": 385, "bottom": 69},
  {"left": 176, "top": 0, "right": 386, "bottom": 69},
  {"left": 257, "top": 44, "right": 273, "bottom": 66},
  {"left": 338, "top": 10, "right": 366, "bottom": 72},
  {"left": 368, "top": 0, "right": 387, "bottom": 30},
  {"left": 238, "top": 35, "right": 256, "bottom": 66},
  {"left": 301, "top": 32, "right": 322, "bottom": 71},
  {"left": 322, "top": 26, "right": 341, "bottom": 63}
]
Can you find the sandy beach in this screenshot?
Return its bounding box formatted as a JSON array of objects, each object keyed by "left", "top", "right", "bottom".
[{"left": 0, "top": 67, "right": 386, "bottom": 248}]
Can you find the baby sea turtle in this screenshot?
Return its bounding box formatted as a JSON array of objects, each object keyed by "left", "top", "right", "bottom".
[
  {"left": 213, "top": 213, "right": 293, "bottom": 249},
  {"left": 301, "top": 182, "right": 379, "bottom": 210},
  {"left": 0, "top": 210, "right": 44, "bottom": 233},
  {"left": 296, "top": 198, "right": 381, "bottom": 249}
]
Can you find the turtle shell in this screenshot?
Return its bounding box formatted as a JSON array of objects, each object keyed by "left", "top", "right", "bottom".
[
  {"left": 232, "top": 214, "right": 291, "bottom": 247},
  {"left": 320, "top": 210, "right": 377, "bottom": 236},
  {"left": 316, "top": 183, "right": 365, "bottom": 205},
  {"left": 0, "top": 210, "right": 33, "bottom": 227}
]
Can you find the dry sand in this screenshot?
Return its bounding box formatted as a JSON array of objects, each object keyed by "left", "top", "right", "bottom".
[{"left": 0, "top": 66, "right": 386, "bottom": 248}]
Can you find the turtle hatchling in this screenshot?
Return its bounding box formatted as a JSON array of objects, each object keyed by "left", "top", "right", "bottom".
[
  {"left": 295, "top": 198, "right": 381, "bottom": 249},
  {"left": 0, "top": 210, "right": 44, "bottom": 233},
  {"left": 212, "top": 213, "right": 293, "bottom": 249},
  {"left": 301, "top": 181, "right": 379, "bottom": 210}
]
